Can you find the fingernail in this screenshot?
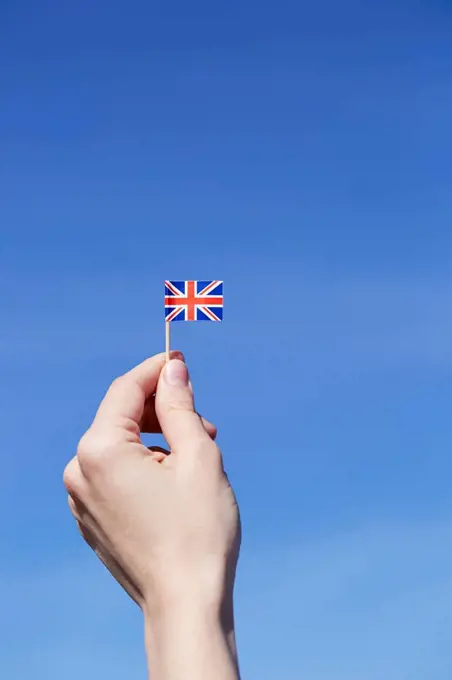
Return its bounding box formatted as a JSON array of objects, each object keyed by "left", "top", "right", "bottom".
[
  {"left": 170, "top": 350, "right": 185, "bottom": 362},
  {"left": 164, "top": 359, "right": 189, "bottom": 386}
]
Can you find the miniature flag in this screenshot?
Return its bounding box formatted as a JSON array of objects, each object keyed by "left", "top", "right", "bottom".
[{"left": 165, "top": 280, "right": 224, "bottom": 322}]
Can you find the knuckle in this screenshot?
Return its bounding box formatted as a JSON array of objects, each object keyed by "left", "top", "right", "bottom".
[
  {"left": 109, "top": 375, "right": 123, "bottom": 391},
  {"left": 76, "top": 428, "right": 108, "bottom": 475},
  {"left": 63, "top": 457, "right": 84, "bottom": 497},
  {"left": 100, "top": 374, "right": 127, "bottom": 406},
  {"left": 109, "top": 374, "right": 128, "bottom": 394},
  {"left": 76, "top": 430, "right": 94, "bottom": 460},
  {"left": 63, "top": 459, "right": 75, "bottom": 490}
]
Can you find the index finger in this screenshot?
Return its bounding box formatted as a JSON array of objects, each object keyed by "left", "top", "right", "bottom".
[{"left": 92, "top": 351, "right": 183, "bottom": 436}]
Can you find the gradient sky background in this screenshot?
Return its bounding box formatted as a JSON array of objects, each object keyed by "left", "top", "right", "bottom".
[{"left": 2, "top": 0, "right": 452, "bottom": 678}]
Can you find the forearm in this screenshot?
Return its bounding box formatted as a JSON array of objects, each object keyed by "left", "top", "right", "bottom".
[{"left": 144, "top": 597, "right": 240, "bottom": 680}]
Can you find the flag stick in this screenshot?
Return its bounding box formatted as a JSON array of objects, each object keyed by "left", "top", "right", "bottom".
[{"left": 165, "top": 321, "right": 171, "bottom": 362}]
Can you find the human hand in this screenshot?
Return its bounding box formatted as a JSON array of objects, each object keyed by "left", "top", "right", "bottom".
[{"left": 63, "top": 352, "right": 241, "bottom": 618}]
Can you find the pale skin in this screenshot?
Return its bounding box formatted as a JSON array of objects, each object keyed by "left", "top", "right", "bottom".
[{"left": 63, "top": 351, "right": 241, "bottom": 680}]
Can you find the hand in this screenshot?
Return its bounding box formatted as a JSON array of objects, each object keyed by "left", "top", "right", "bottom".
[{"left": 63, "top": 353, "right": 241, "bottom": 680}]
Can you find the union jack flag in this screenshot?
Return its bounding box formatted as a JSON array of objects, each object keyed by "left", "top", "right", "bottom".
[{"left": 165, "top": 281, "right": 224, "bottom": 322}]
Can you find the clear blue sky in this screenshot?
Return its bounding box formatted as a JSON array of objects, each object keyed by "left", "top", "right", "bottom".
[{"left": 2, "top": 0, "right": 452, "bottom": 677}]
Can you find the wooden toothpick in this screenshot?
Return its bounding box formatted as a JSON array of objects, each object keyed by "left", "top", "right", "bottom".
[{"left": 165, "top": 321, "right": 171, "bottom": 363}]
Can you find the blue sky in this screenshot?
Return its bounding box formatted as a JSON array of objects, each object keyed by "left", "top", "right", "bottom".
[{"left": 2, "top": 0, "right": 452, "bottom": 677}]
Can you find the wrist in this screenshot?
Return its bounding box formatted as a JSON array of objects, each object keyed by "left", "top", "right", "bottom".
[
  {"left": 142, "top": 560, "right": 235, "bottom": 622},
  {"left": 144, "top": 591, "right": 239, "bottom": 678},
  {"left": 143, "top": 586, "right": 234, "bottom": 636}
]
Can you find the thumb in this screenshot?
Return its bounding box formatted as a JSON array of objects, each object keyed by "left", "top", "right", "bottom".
[{"left": 155, "top": 359, "right": 212, "bottom": 455}]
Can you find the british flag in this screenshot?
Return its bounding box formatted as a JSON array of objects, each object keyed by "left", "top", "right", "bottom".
[{"left": 165, "top": 281, "right": 224, "bottom": 322}]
